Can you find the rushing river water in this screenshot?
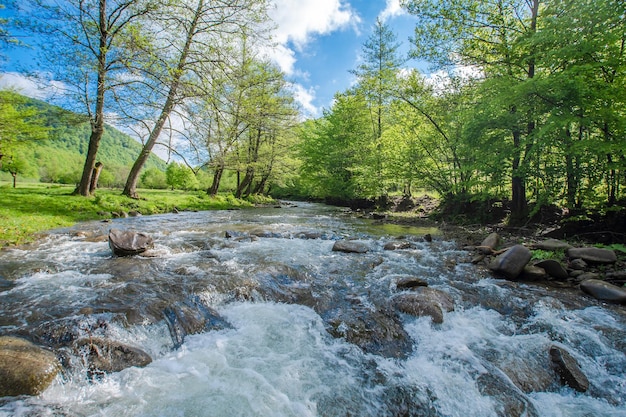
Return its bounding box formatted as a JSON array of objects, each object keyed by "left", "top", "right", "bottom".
[{"left": 0, "top": 202, "right": 625, "bottom": 416}]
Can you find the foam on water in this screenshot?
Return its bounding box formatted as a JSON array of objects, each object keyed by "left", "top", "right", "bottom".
[{"left": 3, "top": 303, "right": 380, "bottom": 417}]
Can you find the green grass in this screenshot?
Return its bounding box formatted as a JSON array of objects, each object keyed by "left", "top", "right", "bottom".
[{"left": 0, "top": 184, "right": 259, "bottom": 246}]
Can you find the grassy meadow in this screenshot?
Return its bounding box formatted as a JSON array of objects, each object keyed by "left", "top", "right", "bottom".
[{"left": 0, "top": 183, "right": 269, "bottom": 246}]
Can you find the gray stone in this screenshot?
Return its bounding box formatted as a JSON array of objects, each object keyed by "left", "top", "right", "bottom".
[
  {"left": 332, "top": 240, "right": 369, "bottom": 254},
  {"left": 534, "top": 259, "right": 569, "bottom": 280},
  {"left": 521, "top": 265, "right": 548, "bottom": 281},
  {"left": 384, "top": 241, "right": 414, "bottom": 251},
  {"left": 75, "top": 338, "right": 152, "bottom": 374},
  {"left": 580, "top": 279, "right": 626, "bottom": 303},
  {"left": 391, "top": 287, "right": 454, "bottom": 324},
  {"left": 479, "top": 232, "right": 501, "bottom": 254},
  {"left": 108, "top": 228, "right": 153, "bottom": 256},
  {"left": 569, "top": 258, "right": 588, "bottom": 270},
  {"left": 396, "top": 277, "right": 428, "bottom": 290},
  {"left": 549, "top": 346, "right": 589, "bottom": 392},
  {"left": 0, "top": 336, "right": 61, "bottom": 396},
  {"left": 489, "top": 245, "right": 532, "bottom": 280},
  {"left": 534, "top": 239, "right": 572, "bottom": 251},
  {"left": 567, "top": 247, "right": 617, "bottom": 264}
]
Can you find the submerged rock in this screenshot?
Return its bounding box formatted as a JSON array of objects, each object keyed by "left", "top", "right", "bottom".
[
  {"left": 75, "top": 338, "right": 152, "bottom": 374},
  {"left": 0, "top": 336, "right": 61, "bottom": 397},
  {"left": 580, "top": 279, "right": 626, "bottom": 303},
  {"left": 549, "top": 345, "right": 589, "bottom": 392},
  {"left": 108, "top": 228, "right": 153, "bottom": 256},
  {"left": 391, "top": 287, "right": 454, "bottom": 324},
  {"left": 163, "top": 296, "right": 232, "bottom": 348},
  {"left": 332, "top": 240, "right": 369, "bottom": 254},
  {"left": 567, "top": 247, "right": 617, "bottom": 264},
  {"left": 396, "top": 277, "right": 429, "bottom": 290},
  {"left": 477, "top": 371, "right": 539, "bottom": 417},
  {"left": 489, "top": 245, "right": 532, "bottom": 280},
  {"left": 384, "top": 241, "right": 414, "bottom": 251}
]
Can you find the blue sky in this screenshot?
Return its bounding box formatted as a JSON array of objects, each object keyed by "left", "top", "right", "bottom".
[
  {"left": 1, "top": 0, "right": 424, "bottom": 118},
  {"left": 266, "top": 0, "right": 424, "bottom": 117}
]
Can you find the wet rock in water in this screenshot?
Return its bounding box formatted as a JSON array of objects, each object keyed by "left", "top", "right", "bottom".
[
  {"left": 108, "top": 228, "right": 153, "bottom": 256},
  {"left": 396, "top": 277, "right": 428, "bottom": 290},
  {"left": 75, "top": 338, "right": 152, "bottom": 375},
  {"left": 549, "top": 345, "right": 589, "bottom": 392},
  {"left": 489, "top": 245, "right": 532, "bottom": 280},
  {"left": 163, "top": 296, "right": 232, "bottom": 348},
  {"left": 534, "top": 259, "right": 569, "bottom": 280},
  {"left": 324, "top": 303, "right": 412, "bottom": 359},
  {"left": 0, "top": 277, "right": 15, "bottom": 291},
  {"left": 533, "top": 239, "right": 572, "bottom": 251},
  {"left": 580, "top": 279, "right": 626, "bottom": 303},
  {"left": 567, "top": 247, "right": 617, "bottom": 264},
  {"left": 384, "top": 241, "right": 414, "bottom": 251},
  {"left": 479, "top": 232, "right": 501, "bottom": 254},
  {"left": 391, "top": 287, "right": 454, "bottom": 324},
  {"left": 332, "top": 240, "right": 369, "bottom": 254},
  {"left": 0, "top": 336, "right": 61, "bottom": 397},
  {"left": 476, "top": 371, "right": 539, "bottom": 417}
]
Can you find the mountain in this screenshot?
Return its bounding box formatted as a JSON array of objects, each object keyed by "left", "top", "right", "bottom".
[{"left": 2, "top": 93, "right": 167, "bottom": 186}]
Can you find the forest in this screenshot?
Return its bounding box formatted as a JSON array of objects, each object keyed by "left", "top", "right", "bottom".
[{"left": 1, "top": 0, "right": 625, "bottom": 226}]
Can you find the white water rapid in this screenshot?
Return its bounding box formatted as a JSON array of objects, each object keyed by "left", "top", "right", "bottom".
[{"left": 0, "top": 203, "right": 624, "bottom": 416}]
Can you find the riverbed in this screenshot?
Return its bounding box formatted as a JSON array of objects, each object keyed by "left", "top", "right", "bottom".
[{"left": 0, "top": 202, "right": 624, "bottom": 416}]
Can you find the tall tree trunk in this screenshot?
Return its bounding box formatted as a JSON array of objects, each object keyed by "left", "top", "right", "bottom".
[
  {"left": 89, "top": 162, "right": 104, "bottom": 194},
  {"left": 207, "top": 164, "right": 224, "bottom": 196},
  {"left": 123, "top": 0, "right": 203, "bottom": 199},
  {"left": 236, "top": 167, "right": 254, "bottom": 198},
  {"left": 75, "top": 0, "right": 108, "bottom": 197}
]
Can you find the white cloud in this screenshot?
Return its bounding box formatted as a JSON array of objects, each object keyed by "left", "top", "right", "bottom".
[
  {"left": 0, "top": 72, "right": 62, "bottom": 100},
  {"left": 379, "top": 0, "right": 406, "bottom": 21},
  {"left": 268, "top": 0, "right": 360, "bottom": 75},
  {"left": 424, "top": 65, "right": 483, "bottom": 95},
  {"left": 290, "top": 83, "right": 318, "bottom": 118}
]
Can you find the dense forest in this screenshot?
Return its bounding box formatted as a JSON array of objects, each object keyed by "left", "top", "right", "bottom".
[{"left": 1, "top": 0, "right": 625, "bottom": 226}]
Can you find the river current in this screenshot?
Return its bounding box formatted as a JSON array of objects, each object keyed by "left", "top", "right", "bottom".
[{"left": 0, "top": 202, "right": 624, "bottom": 416}]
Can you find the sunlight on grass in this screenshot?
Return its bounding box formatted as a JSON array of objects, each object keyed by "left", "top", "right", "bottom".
[{"left": 0, "top": 184, "right": 259, "bottom": 246}]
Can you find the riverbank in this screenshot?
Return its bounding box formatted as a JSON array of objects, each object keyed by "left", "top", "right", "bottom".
[{"left": 0, "top": 184, "right": 273, "bottom": 247}]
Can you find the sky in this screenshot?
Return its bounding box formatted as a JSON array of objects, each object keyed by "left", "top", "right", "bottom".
[{"left": 0, "top": 0, "right": 425, "bottom": 119}]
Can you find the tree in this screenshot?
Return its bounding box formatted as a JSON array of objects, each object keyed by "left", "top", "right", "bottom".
[
  {"left": 350, "top": 18, "right": 404, "bottom": 198},
  {"left": 1, "top": 154, "right": 28, "bottom": 187},
  {"left": 26, "top": 0, "right": 159, "bottom": 196},
  {"left": 0, "top": 90, "right": 48, "bottom": 164},
  {"left": 121, "top": 0, "right": 270, "bottom": 198},
  {"left": 165, "top": 162, "right": 198, "bottom": 190},
  {"left": 404, "top": 0, "right": 541, "bottom": 223}
]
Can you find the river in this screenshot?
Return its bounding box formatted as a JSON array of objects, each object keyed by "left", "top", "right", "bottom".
[{"left": 0, "top": 202, "right": 624, "bottom": 416}]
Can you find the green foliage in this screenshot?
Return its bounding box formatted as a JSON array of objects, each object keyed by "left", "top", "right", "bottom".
[
  {"left": 530, "top": 249, "right": 566, "bottom": 262},
  {"left": 140, "top": 167, "right": 167, "bottom": 189},
  {"left": 166, "top": 162, "right": 199, "bottom": 191}
]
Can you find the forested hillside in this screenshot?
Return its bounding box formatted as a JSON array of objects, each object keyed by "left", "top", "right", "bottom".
[{"left": 0, "top": 92, "right": 166, "bottom": 187}]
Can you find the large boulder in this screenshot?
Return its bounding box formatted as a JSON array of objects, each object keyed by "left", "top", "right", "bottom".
[
  {"left": 580, "top": 279, "right": 626, "bottom": 303},
  {"left": 567, "top": 247, "right": 617, "bottom": 264},
  {"left": 0, "top": 336, "right": 61, "bottom": 397},
  {"left": 332, "top": 240, "right": 369, "bottom": 254},
  {"left": 489, "top": 245, "right": 532, "bottom": 280},
  {"left": 391, "top": 287, "right": 454, "bottom": 324},
  {"left": 75, "top": 338, "right": 152, "bottom": 375},
  {"left": 549, "top": 345, "right": 589, "bottom": 392},
  {"left": 108, "top": 228, "right": 153, "bottom": 256}
]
